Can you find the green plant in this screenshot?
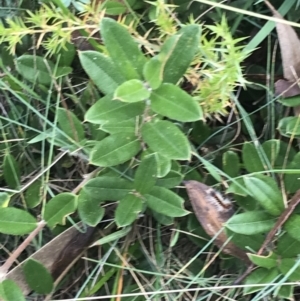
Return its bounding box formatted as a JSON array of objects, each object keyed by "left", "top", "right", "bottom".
[{"left": 2, "top": 0, "right": 300, "bottom": 300}]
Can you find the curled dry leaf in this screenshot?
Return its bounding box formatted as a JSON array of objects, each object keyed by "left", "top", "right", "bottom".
[
  {"left": 184, "top": 180, "right": 250, "bottom": 263},
  {"left": 264, "top": 1, "right": 300, "bottom": 104},
  {"left": 5, "top": 223, "right": 97, "bottom": 296}
]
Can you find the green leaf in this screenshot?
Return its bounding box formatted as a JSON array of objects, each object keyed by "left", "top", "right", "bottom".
[
  {"left": 226, "top": 211, "right": 275, "bottom": 235},
  {"left": 134, "top": 154, "right": 157, "bottom": 194},
  {"left": 90, "top": 133, "right": 141, "bottom": 167},
  {"left": 43, "top": 193, "right": 77, "bottom": 228},
  {"left": 102, "top": 1, "right": 127, "bottom": 15},
  {"left": 0, "top": 279, "right": 26, "bottom": 301},
  {"left": 78, "top": 189, "right": 105, "bottom": 226},
  {"left": 93, "top": 226, "right": 132, "bottom": 245},
  {"left": 101, "top": 119, "right": 136, "bottom": 135},
  {"left": 0, "top": 207, "right": 37, "bottom": 235},
  {"left": 143, "top": 57, "right": 163, "bottom": 89},
  {"left": 222, "top": 151, "right": 240, "bottom": 178},
  {"left": 278, "top": 116, "right": 300, "bottom": 137},
  {"left": 114, "top": 79, "right": 150, "bottom": 102},
  {"left": 145, "top": 186, "right": 189, "bottom": 217},
  {"left": 16, "top": 55, "right": 54, "bottom": 86},
  {"left": 142, "top": 120, "right": 191, "bottom": 160},
  {"left": 244, "top": 267, "right": 279, "bottom": 294},
  {"left": 248, "top": 253, "right": 277, "bottom": 269},
  {"left": 244, "top": 175, "right": 284, "bottom": 216},
  {"left": 152, "top": 211, "right": 174, "bottom": 225},
  {"left": 82, "top": 176, "right": 134, "bottom": 201},
  {"left": 159, "top": 24, "right": 201, "bottom": 84},
  {"left": 262, "top": 139, "right": 280, "bottom": 166},
  {"left": 156, "top": 170, "right": 183, "bottom": 188},
  {"left": 226, "top": 229, "right": 264, "bottom": 252},
  {"left": 279, "top": 258, "right": 300, "bottom": 281},
  {"left": 198, "top": 157, "right": 222, "bottom": 182},
  {"left": 3, "top": 153, "right": 20, "bottom": 189},
  {"left": 25, "top": 181, "right": 42, "bottom": 208},
  {"left": 0, "top": 192, "right": 10, "bottom": 208},
  {"left": 275, "top": 284, "right": 293, "bottom": 299},
  {"left": 101, "top": 18, "right": 146, "bottom": 80},
  {"left": 150, "top": 83, "right": 202, "bottom": 122},
  {"left": 153, "top": 152, "right": 171, "bottom": 177},
  {"left": 284, "top": 152, "right": 300, "bottom": 193},
  {"left": 277, "top": 233, "right": 300, "bottom": 257},
  {"left": 79, "top": 51, "right": 125, "bottom": 94},
  {"left": 284, "top": 214, "right": 300, "bottom": 241},
  {"left": 57, "top": 107, "right": 85, "bottom": 142},
  {"left": 242, "top": 142, "right": 264, "bottom": 173},
  {"left": 115, "top": 194, "right": 143, "bottom": 227},
  {"left": 85, "top": 94, "right": 145, "bottom": 124},
  {"left": 279, "top": 95, "right": 300, "bottom": 107},
  {"left": 22, "top": 259, "right": 53, "bottom": 294}
]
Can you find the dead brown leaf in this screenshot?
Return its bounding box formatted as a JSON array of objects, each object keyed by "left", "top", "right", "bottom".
[
  {"left": 264, "top": 1, "right": 300, "bottom": 102},
  {"left": 184, "top": 180, "right": 250, "bottom": 263},
  {"left": 5, "top": 223, "right": 97, "bottom": 296}
]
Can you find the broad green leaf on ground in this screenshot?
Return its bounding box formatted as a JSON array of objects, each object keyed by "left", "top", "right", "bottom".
[
  {"left": 225, "top": 228, "right": 264, "bottom": 251},
  {"left": 16, "top": 55, "right": 54, "bottom": 86},
  {"left": 150, "top": 83, "right": 202, "bottom": 122},
  {"left": 198, "top": 157, "right": 222, "bottom": 182},
  {"left": 284, "top": 152, "right": 300, "bottom": 193},
  {"left": 115, "top": 194, "right": 143, "bottom": 227},
  {"left": 244, "top": 267, "right": 279, "bottom": 295},
  {"left": 3, "top": 153, "right": 20, "bottom": 189},
  {"left": 153, "top": 152, "right": 171, "bottom": 177},
  {"left": 25, "top": 181, "right": 42, "bottom": 208},
  {"left": 0, "top": 207, "right": 37, "bottom": 235},
  {"left": 90, "top": 133, "right": 141, "bottom": 167},
  {"left": 101, "top": 18, "right": 146, "bottom": 80},
  {"left": 56, "top": 107, "right": 84, "bottom": 142},
  {"left": 114, "top": 79, "right": 150, "bottom": 102},
  {"left": 156, "top": 170, "right": 183, "bottom": 189},
  {"left": 284, "top": 214, "right": 300, "bottom": 241},
  {"left": 226, "top": 211, "right": 275, "bottom": 235},
  {"left": 143, "top": 57, "right": 162, "bottom": 89},
  {"left": 85, "top": 94, "right": 145, "bottom": 124},
  {"left": 78, "top": 189, "right": 105, "bottom": 226},
  {"left": 93, "top": 226, "right": 132, "bottom": 246},
  {"left": 279, "top": 258, "right": 300, "bottom": 281},
  {"left": 242, "top": 142, "right": 264, "bottom": 172},
  {"left": 134, "top": 154, "right": 157, "bottom": 194},
  {"left": 0, "top": 279, "right": 26, "bottom": 301},
  {"left": 275, "top": 285, "right": 293, "bottom": 299},
  {"left": 145, "top": 186, "right": 189, "bottom": 217},
  {"left": 279, "top": 95, "right": 300, "bottom": 107},
  {"left": 0, "top": 192, "right": 9, "bottom": 208},
  {"left": 244, "top": 175, "right": 284, "bottom": 216},
  {"left": 277, "top": 233, "right": 300, "bottom": 257},
  {"left": 22, "top": 259, "right": 53, "bottom": 294},
  {"left": 79, "top": 51, "right": 125, "bottom": 95},
  {"left": 159, "top": 24, "right": 201, "bottom": 84},
  {"left": 262, "top": 139, "right": 280, "bottom": 166},
  {"left": 222, "top": 151, "right": 240, "bottom": 178},
  {"left": 278, "top": 117, "right": 300, "bottom": 137},
  {"left": 151, "top": 210, "right": 174, "bottom": 226},
  {"left": 141, "top": 120, "right": 190, "bottom": 160},
  {"left": 248, "top": 253, "right": 277, "bottom": 269},
  {"left": 102, "top": 1, "right": 127, "bottom": 15},
  {"left": 101, "top": 119, "right": 136, "bottom": 135},
  {"left": 43, "top": 193, "right": 77, "bottom": 228},
  {"left": 82, "top": 176, "right": 134, "bottom": 201}
]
